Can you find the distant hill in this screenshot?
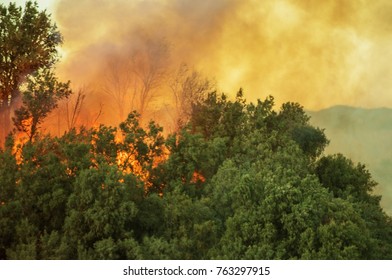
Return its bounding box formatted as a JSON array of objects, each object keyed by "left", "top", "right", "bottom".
[{"left": 308, "top": 106, "right": 392, "bottom": 214}]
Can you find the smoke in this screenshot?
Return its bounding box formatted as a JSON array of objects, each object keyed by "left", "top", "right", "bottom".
[
  {"left": 51, "top": 0, "right": 392, "bottom": 116},
  {"left": 50, "top": 0, "right": 224, "bottom": 125},
  {"left": 308, "top": 106, "right": 392, "bottom": 214}
]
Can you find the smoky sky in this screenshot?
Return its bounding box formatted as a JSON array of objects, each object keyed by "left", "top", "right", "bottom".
[{"left": 52, "top": 0, "right": 392, "bottom": 111}]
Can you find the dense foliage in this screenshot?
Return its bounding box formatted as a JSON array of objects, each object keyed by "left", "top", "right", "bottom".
[
  {"left": 1, "top": 1, "right": 391, "bottom": 260},
  {"left": 1, "top": 91, "right": 392, "bottom": 260},
  {"left": 1, "top": 0, "right": 70, "bottom": 163},
  {"left": 0, "top": 1, "right": 61, "bottom": 105}
]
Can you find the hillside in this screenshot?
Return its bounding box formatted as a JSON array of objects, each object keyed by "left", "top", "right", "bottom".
[{"left": 308, "top": 106, "right": 392, "bottom": 214}]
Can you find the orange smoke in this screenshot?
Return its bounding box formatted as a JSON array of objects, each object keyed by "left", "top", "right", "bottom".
[{"left": 39, "top": 0, "right": 392, "bottom": 134}]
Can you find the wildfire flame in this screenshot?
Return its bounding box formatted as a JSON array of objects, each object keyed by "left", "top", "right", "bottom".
[{"left": 190, "top": 171, "right": 206, "bottom": 184}]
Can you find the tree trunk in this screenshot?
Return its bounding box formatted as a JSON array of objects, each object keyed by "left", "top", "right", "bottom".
[{"left": 0, "top": 105, "right": 12, "bottom": 147}]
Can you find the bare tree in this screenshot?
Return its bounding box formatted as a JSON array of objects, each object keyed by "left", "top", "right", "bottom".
[
  {"left": 102, "top": 38, "right": 169, "bottom": 123},
  {"left": 169, "top": 64, "right": 214, "bottom": 129},
  {"left": 132, "top": 39, "right": 169, "bottom": 118},
  {"left": 65, "top": 87, "right": 86, "bottom": 130},
  {"left": 102, "top": 57, "right": 133, "bottom": 121}
]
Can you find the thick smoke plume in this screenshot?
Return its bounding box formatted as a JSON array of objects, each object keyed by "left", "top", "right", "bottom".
[{"left": 53, "top": 0, "right": 392, "bottom": 116}]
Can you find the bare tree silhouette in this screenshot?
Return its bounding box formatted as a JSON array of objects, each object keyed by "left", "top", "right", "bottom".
[
  {"left": 169, "top": 64, "right": 214, "bottom": 129},
  {"left": 65, "top": 87, "right": 86, "bottom": 130},
  {"left": 132, "top": 39, "right": 169, "bottom": 118},
  {"left": 102, "top": 57, "right": 133, "bottom": 121}
]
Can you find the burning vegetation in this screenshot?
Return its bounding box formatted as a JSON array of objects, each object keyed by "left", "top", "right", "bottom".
[
  {"left": 1, "top": 1, "right": 392, "bottom": 260},
  {"left": 2, "top": 85, "right": 392, "bottom": 260}
]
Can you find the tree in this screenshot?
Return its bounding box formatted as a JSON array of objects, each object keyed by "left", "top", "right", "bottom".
[
  {"left": 116, "top": 111, "right": 166, "bottom": 188},
  {"left": 1, "top": 86, "right": 392, "bottom": 260},
  {"left": 101, "top": 38, "right": 169, "bottom": 122},
  {"left": 0, "top": 135, "right": 19, "bottom": 259},
  {"left": 291, "top": 125, "right": 328, "bottom": 159},
  {"left": 169, "top": 64, "right": 213, "bottom": 129},
  {"left": 0, "top": 1, "right": 62, "bottom": 143},
  {"left": 65, "top": 88, "right": 86, "bottom": 130},
  {"left": 207, "top": 147, "right": 372, "bottom": 259},
  {"left": 1, "top": 133, "right": 75, "bottom": 259},
  {"left": 12, "top": 68, "right": 71, "bottom": 141},
  {"left": 315, "top": 153, "right": 392, "bottom": 258},
  {"left": 315, "top": 154, "right": 377, "bottom": 201},
  {"left": 102, "top": 56, "right": 133, "bottom": 122},
  {"left": 132, "top": 38, "right": 169, "bottom": 118},
  {"left": 189, "top": 92, "right": 226, "bottom": 139},
  {"left": 62, "top": 165, "right": 140, "bottom": 259}
]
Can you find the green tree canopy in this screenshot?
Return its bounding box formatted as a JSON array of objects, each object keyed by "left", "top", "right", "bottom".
[
  {"left": 0, "top": 1, "right": 62, "bottom": 106},
  {"left": 13, "top": 68, "right": 72, "bottom": 141},
  {"left": 0, "top": 87, "right": 391, "bottom": 259}
]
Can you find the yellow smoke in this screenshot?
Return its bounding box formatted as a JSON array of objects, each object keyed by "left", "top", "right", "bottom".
[{"left": 52, "top": 0, "right": 392, "bottom": 115}]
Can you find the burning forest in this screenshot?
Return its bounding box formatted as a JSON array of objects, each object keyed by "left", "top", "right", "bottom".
[{"left": 1, "top": 0, "right": 392, "bottom": 260}]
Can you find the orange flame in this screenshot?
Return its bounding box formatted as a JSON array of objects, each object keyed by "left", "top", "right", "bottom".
[{"left": 190, "top": 171, "right": 206, "bottom": 184}]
